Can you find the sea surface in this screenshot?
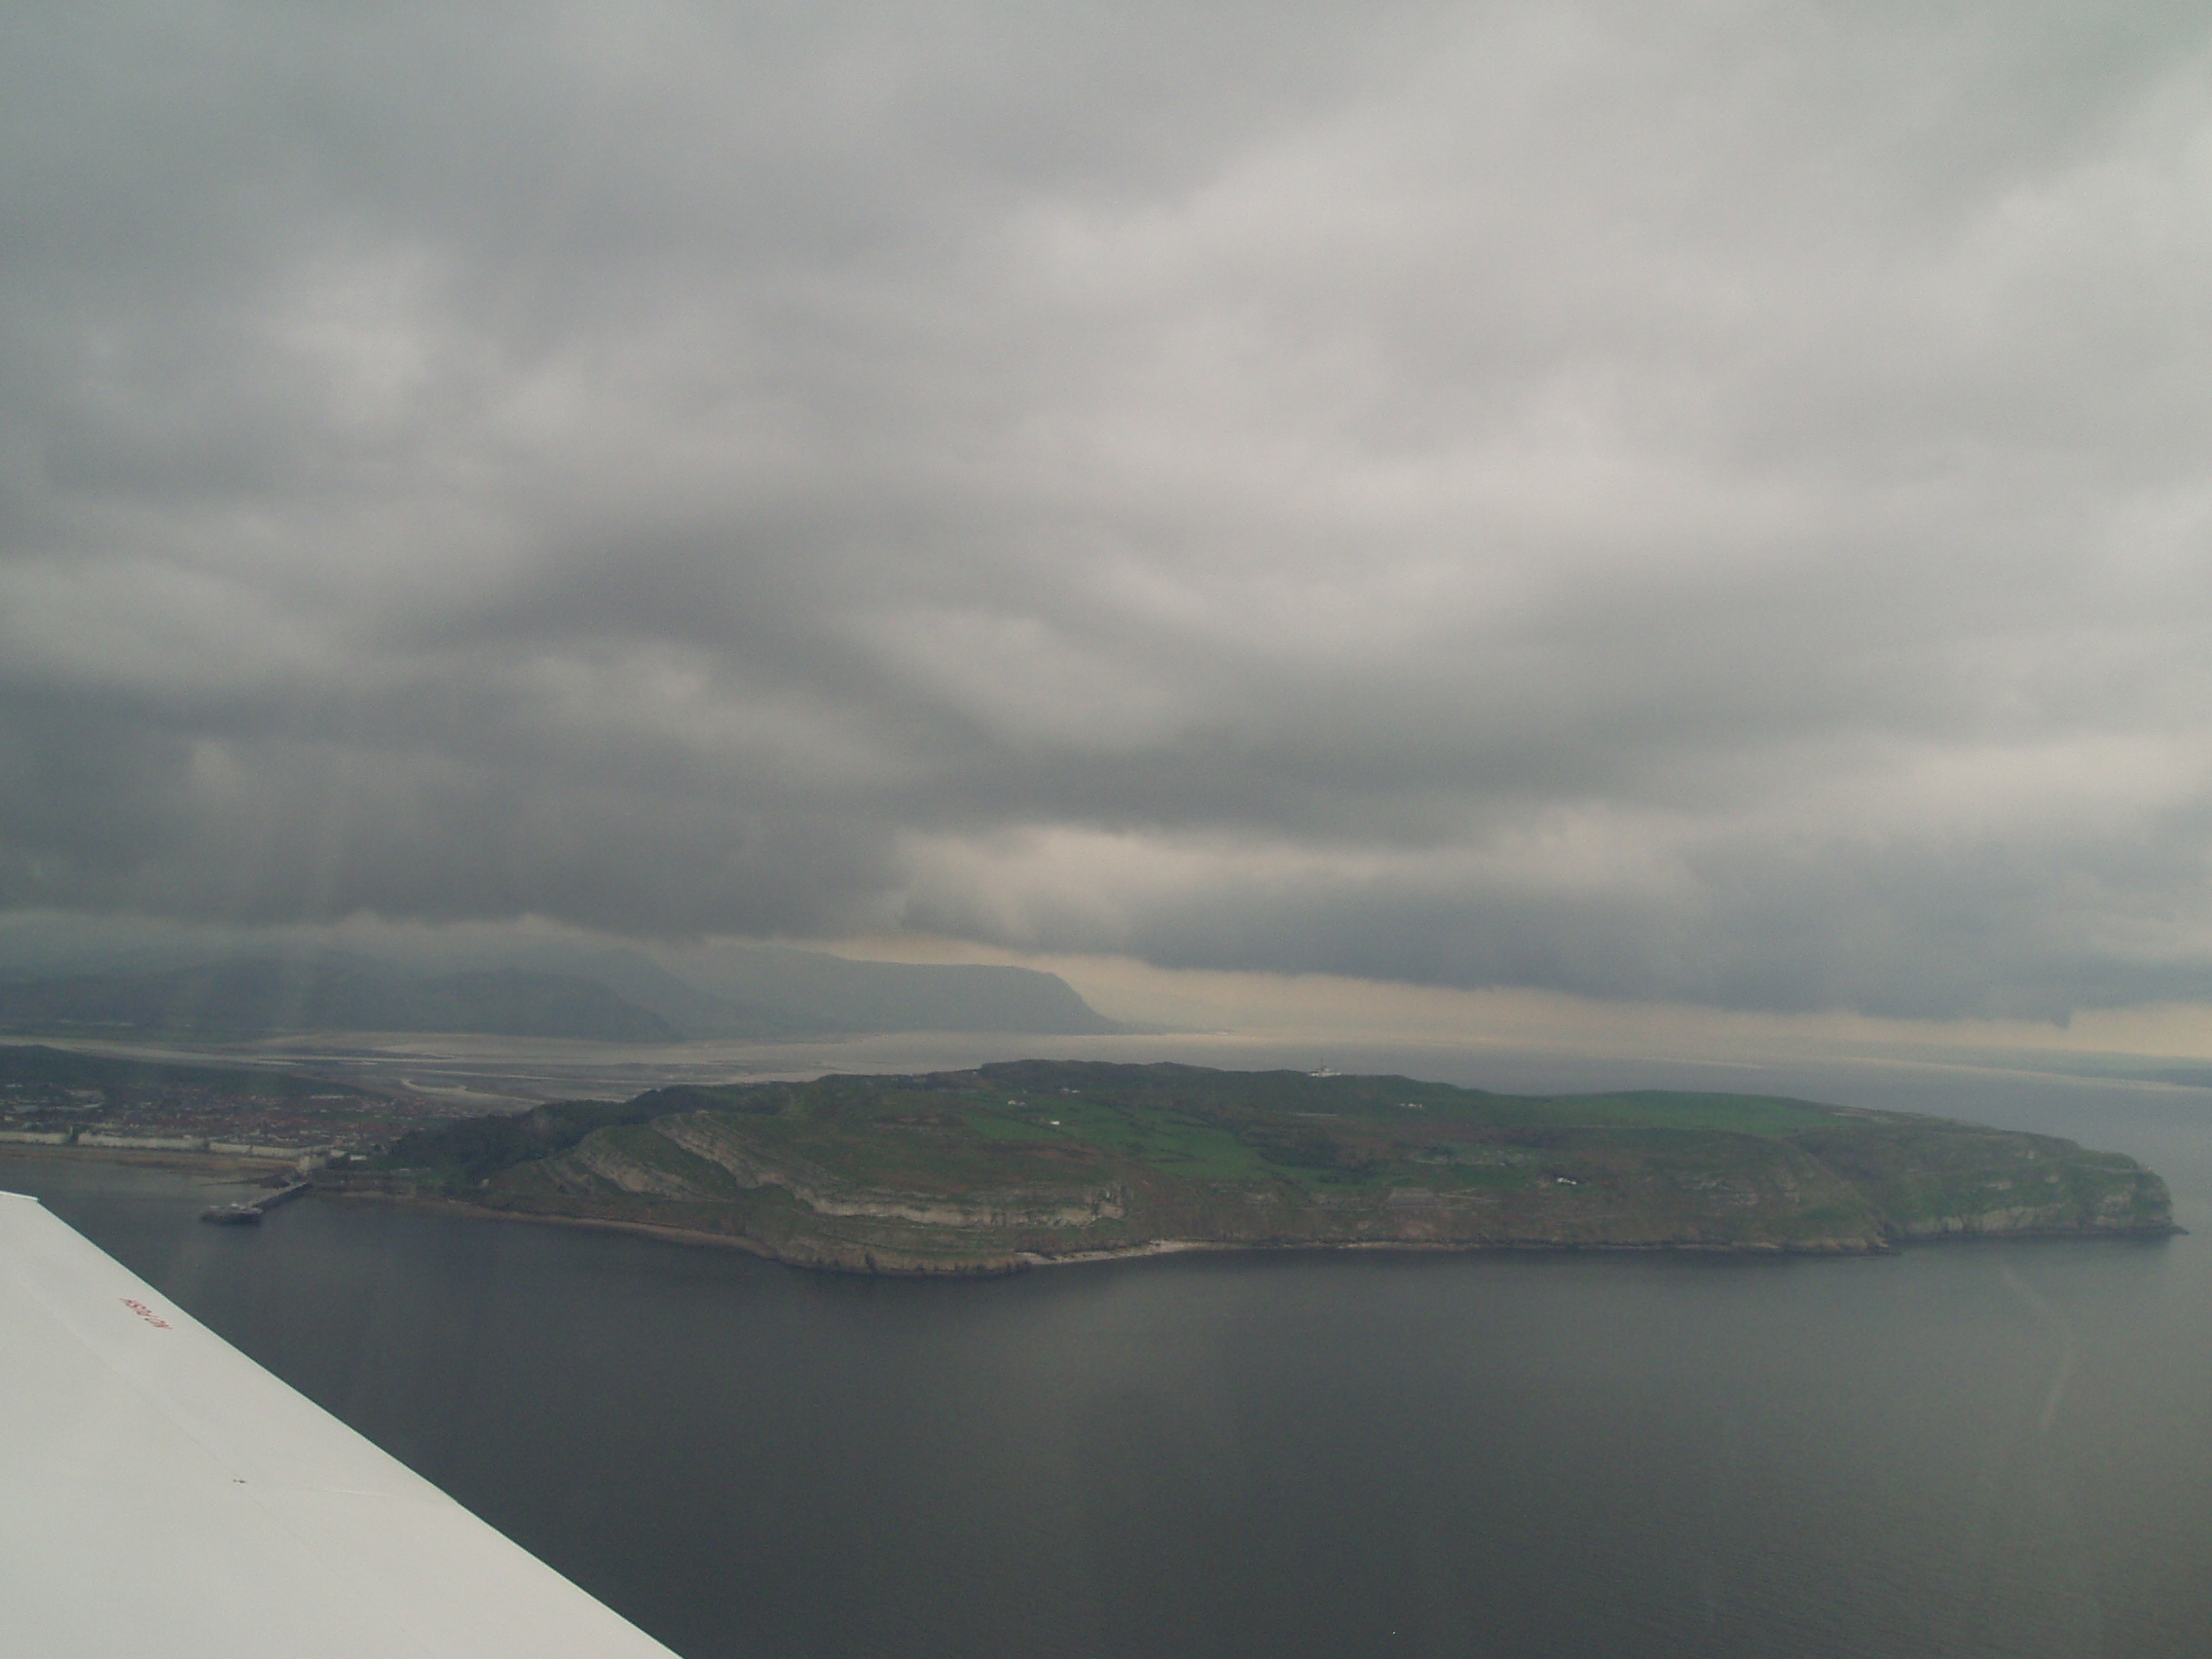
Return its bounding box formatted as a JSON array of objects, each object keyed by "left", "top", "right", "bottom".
[{"left": 11, "top": 1049, "right": 2212, "bottom": 1659}]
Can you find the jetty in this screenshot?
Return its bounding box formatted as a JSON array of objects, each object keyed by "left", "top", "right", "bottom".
[{"left": 200, "top": 1182, "right": 311, "bottom": 1226}]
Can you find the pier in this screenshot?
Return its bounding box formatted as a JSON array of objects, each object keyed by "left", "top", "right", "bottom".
[{"left": 200, "top": 1182, "right": 312, "bottom": 1226}]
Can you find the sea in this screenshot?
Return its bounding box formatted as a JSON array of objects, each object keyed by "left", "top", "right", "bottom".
[{"left": 10, "top": 1044, "right": 2212, "bottom": 1659}]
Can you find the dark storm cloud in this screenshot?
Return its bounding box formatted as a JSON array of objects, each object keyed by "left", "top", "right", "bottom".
[{"left": 4, "top": 0, "right": 2210, "bottom": 1018}]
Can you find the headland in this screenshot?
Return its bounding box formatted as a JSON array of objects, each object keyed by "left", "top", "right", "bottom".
[{"left": 335, "top": 1060, "right": 2181, "bottom": 1274}]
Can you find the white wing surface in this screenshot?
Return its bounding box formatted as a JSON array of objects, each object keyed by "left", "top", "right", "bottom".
[{"left": 0, "top": 1190, "right": 682, "bottom": 1658}]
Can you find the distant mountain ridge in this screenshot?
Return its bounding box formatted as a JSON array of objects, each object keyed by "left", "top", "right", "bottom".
[
  {"left": 0, "top": 956, "right": 679, "bottom": 1042},
  {"left": 0, "top": 945, "right": 1122, "bottom": 1042},
  {"left": 526, "top": 943, "right": 1124, "bottom": 1039}
]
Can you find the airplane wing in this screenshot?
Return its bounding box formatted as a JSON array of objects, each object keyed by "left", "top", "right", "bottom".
[{"left": 0, "top": 1190, "right": 682, "bottom": 1658}]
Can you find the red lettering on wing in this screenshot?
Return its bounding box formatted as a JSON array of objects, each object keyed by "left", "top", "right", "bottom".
[{"left": 122, "top": 1298, "right": 172, "bottom": 1329}]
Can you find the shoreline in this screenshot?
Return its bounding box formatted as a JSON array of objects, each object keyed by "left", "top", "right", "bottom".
[
  {"left": 9, "top": 1145, "right": 2180, "bottom": 1276},
  {"left": 0, "top": 1143, "right": 301, "bottom": 1180},
  {"left": 317, "top": 1184, "right": 2181, "bottom": 1276},
  {"left": 320, "top": 1192, "right": 1902, "bottom": 1273}
]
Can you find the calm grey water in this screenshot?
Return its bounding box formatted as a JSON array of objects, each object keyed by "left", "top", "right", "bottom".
[{"left": 11, "top": 1054, "right": 2212, "bottom": 1659}]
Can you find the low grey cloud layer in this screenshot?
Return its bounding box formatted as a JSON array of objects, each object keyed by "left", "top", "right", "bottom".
[{"left": 4, "top": 0, "right": 2209, "bottom": 1018}]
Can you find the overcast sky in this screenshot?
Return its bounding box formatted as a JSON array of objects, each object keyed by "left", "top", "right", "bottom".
[{"left": 3, "top": 0, "right": 2208, "bottom": 1022}]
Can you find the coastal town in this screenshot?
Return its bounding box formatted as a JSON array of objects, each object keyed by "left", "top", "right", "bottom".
[{"left": 0, "top": 1046, "right": 473, "bottom": 1171}]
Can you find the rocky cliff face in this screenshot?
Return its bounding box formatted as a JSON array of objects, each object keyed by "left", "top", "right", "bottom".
[
  {"left": 653, "top": 1113, "right": 1125, "bottom": 1229},
  {"left": 1785, "top": 1124, "right": 2175, "bottom": 1241}
]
